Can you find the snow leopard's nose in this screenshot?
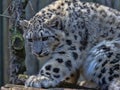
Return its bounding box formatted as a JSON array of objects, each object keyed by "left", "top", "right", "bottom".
[
  {"left": 32, "top": 50, "right": 42, "bottom": 56},
  {"left": 37, "top": 50, "right": 43, "bottom": 55},
  {"left": 32, "top": 50, "right": 49, "bottom": 57}
]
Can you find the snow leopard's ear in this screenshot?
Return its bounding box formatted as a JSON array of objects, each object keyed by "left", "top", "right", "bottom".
[
  {"left": 44, "top": 16, "right": 63, "bottom": 30},
  {"left": 19, "top": 20, "right": 30, "bottom": 32}
]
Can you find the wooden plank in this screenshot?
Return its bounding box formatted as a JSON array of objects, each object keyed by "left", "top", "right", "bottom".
[
  {"left": 1, "top": 84, "right": 46, "bottom": 90},
  {"left": 1, "top": 84, "right": 82, "bottom": 90},
  {"left": 1, "top": 82, "right": 97, "bottom": 90}
]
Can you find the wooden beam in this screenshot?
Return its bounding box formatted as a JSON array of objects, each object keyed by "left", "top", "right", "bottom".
[{"left": 1, "top": 84, "right": 97, "bottom": 90}]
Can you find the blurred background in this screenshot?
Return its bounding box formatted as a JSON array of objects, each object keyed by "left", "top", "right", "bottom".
[{"left": 0, "top": 0, "right": 120, "bottom": 87}]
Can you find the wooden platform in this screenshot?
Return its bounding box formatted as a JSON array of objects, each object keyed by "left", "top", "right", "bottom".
[
  {"left": 1, "top": 84, "right": 63, "bottom": 90},
  {"left": 1, "top": 84, "right": 97, "bottom": 90}
]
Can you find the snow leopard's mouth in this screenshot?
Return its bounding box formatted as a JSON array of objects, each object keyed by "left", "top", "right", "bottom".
[{"left": 32, "top": 51, "right": 49, "bottom": 57}]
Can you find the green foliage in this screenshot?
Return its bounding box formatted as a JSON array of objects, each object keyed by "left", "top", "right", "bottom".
[{"left": 10, "top": 28, "right": 24, "bottom": 50}]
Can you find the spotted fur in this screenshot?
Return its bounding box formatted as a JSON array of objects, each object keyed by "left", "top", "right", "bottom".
[{"left": 20, "top": 0, "right": 120, "bottom": 89}]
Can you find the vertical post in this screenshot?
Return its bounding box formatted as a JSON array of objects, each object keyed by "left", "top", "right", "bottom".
[
  {"left": 0, "top": 0, "right": 4, "bottom": 87},
  {"left": 8, "top": 0, "right": 28, "bottom": 84}
]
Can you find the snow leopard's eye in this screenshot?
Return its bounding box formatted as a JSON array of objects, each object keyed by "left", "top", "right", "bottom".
[
  {"left": 42, "top": 37, "right": 49, "bottom": 41},
  {"left": 28, "top": 39, "right": 33, "bottom": 42}
]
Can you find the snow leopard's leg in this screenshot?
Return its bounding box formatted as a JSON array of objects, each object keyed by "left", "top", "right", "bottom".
[{"left": 84, "top": 40, "right": 120, "bottom": 90}]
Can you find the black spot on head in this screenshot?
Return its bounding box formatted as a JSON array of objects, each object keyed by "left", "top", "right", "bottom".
[
  {"left": 72, "top": 52, "right": 78, "bottom": 60},
  {"left": 101, "top": 68, "right": 106, "bottom": 73},
  {"left": 53, "top": 75, "right": 60, "bottom": 78},
  {"left": 45, "top": 65, "right": 52, "bottom": 71},
  {"left": 66, "top": 40, "right": 72, "bottom": 45},
  {"left": 56, "top": 58, "right": 63, "bottom": 63},
  {"left": 53, "top": 68, "right": 60, "bottom": 73},
  {"left": 106, "top": 52, "right": 113, "bottom": 58},
  {"left": 102, "top": 60, "right": 108, "bottom": 67},
  {"left": 65, "top": 60, "right": 72, "bottom": 70}
]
